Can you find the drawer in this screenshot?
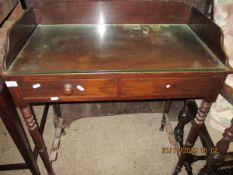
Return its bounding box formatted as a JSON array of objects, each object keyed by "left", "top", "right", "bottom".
[
  {"left": 19, "top": 79, "right": 117, "bottom": 99},
  {"left": 121, "top": 78, "right": 213, "bottom": 98}
]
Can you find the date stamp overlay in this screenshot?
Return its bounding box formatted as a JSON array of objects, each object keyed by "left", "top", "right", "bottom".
[{"left": 161, "top": 146, "right": 218, "bottom": 155}]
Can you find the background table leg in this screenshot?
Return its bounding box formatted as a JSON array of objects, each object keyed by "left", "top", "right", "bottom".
[
  {"left": 172, "top": 100, "right": 212, "bottom": 175},
  {"left": 174, "top": 100, "right": 198, "bottom": 175},
  {"left": 160, "top": 100, "right": 172, "bottom": 132},
  {"left": 198, "top": 118, "right": 233, "bottom": 175}
]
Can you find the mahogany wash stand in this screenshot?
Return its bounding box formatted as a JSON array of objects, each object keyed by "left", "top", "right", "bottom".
[{"left": 1, "top": 0, "right": 232, "bottom": 174}]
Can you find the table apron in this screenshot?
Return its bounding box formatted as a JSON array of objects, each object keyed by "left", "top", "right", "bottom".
[{"left": 5, "top": 74, "right": 219, "bottom": 103}]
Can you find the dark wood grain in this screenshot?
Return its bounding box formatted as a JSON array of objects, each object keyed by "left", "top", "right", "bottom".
[
  {"left": 221, "top": 84, "right": 233, "bottom": 105},
  {"left": 8, "top": 24, "right": 226, "bottom": 74},
  {"left": 36, "top": 1, "right": 191, "bottom": 24},
  {"left": 2, "top": 7, "right": 36, "bottom": 71},
  {"left": 121, "top": 77, "right": 213, "bottom": 98},
  {"left": 198, "top": 118, "right": 233, "bottom": 174},
  {"left": 20, "top": 78, "right": 117, "bottom": 99},
  {"left": 199, "top": 123, "right": 233, "bottom": 168},
  {"left": 5, "top": 72, "right": 226, "bottom": 103},
  {"left": 1, "top": 1, "right": 231, "bottom": 175},
  {"left": 0, "top": 0, "right": 18, "bottom": 24},
  {"left": 205, "top": 74, "right": 227, "bottom": 102},
  {"left": 188, "top": 7, "right": 228, "bottom": 65}
]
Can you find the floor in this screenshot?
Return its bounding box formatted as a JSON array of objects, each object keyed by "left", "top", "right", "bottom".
[{"left": 0, "top": 106, "right": 205, "bottom": 175}]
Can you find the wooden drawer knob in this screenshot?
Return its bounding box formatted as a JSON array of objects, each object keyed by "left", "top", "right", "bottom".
[{"left": 63, "top": 84, "right": 73, "bottom": 95}]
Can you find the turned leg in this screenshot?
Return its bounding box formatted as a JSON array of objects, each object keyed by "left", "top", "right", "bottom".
[
  {"left": 160, "top": 100, "right": 172, "bottom": 131},
  {"left": 0, "top": 84, "right": 40, "bottom": 174},
  {"left": 172, "top": 100, "right": 212, "bottom": 175},
  {"left": 198, "top": 118, "right": 233, "bottom": 175},
  {"left": 174, "top": 101, "right": 197, "bottom": 147},
  {"left": 174, "top": 101, "right": 198, "bottom": 175},
  {"left": 20, "top": 106, "right": 55, "bottom": 175}
]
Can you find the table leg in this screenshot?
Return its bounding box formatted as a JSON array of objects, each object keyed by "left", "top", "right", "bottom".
[
  {"left": 174, "top": 101, "right": 197, "bottom": 147},
  {"left": 174, "top": 100, "right": 198, "bottom": 175},
  {"left": 160, "top": 100, "right": 172, "bottom": 131},
  {"left": 19, "top": 105, "right": 55, "bottom": 175},
  {"left": 0, "top": 84, "right": 40, "bottom": 174},
  {"left": 172, "top": 100, "right": 212, "bottom": 175},
  {"left": 52, "top": 103, "right": 65, "bottom": 134},
  {"left": 198, "top": 118, "right": 233, "bottom": 175}
]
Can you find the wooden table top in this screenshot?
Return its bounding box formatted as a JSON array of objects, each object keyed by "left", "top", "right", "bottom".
[{"left": 9, "top": 24, "right": 226, "bottom": 74}]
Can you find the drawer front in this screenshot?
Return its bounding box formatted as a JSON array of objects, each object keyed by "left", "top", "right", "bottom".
[
  {"left": 121, "top": 78, "right": 213, "bottom": 98},
  {"left": 20, "top": 79, "right": 117, "bottom": 99}
]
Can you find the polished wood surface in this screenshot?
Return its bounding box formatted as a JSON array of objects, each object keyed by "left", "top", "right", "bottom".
[
  {"left": 5, "top": 72, "right": 225, "bottom": 103},
  {"left": 1, "top": 1, "right": 230, "bottom": 175},
  {"left": 188, "top": 7, "right": 227, "bottom": 64},
  {"left": 20, "top": 78, "right": 117, "bottom": 99},
  {"left": 9, "top": 24, "right": 225, "bottom": 74},
  {"left": 3, "top": 7, "right": 36, "bottom": 70},
  {"left": 36, "top": 1, "right": 191, "bottom": 24},
  {"left": 121, "top": 77, "right": 214, "bottom": 98}
]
